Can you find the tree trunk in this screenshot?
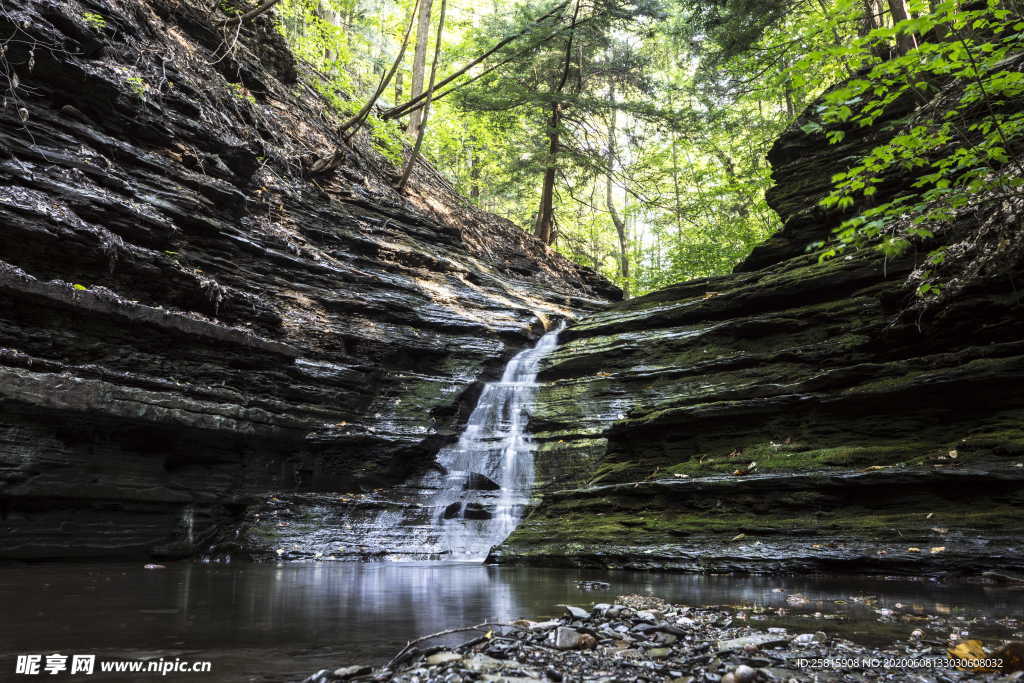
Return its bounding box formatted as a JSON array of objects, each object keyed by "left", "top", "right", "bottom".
[
  {"left": 468, "top": 143, "right": 481, "bottom": 200},
  {"left": 339, "top": 0, "right": 420, "bottom": 137},
  {"left": 382, "top": 1, "right": 570, "bottom": 121},
  {"left": 534, "top": 103, "right": 560, "bottom": 245},
  {"left": 406, "top": 0, "right": 434, "bottom": 137},
  {"left": 532, "top": 0, "right": 581, "bottom": 246},
  {"left": 605, "top": 86, "right": 629, "bottom": 299},
  {"left": 887, "top": 0, "right": 918, "bottom": 54},
  {"left": 860, "top": 0, "right": 881, "bottom": 35},
  {"left": 397, "top": 0, "right": 447, "bottom": 191}
]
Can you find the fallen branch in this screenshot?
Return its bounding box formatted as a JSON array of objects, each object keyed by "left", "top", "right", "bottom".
[
  {"left": 215, "top": 0, "right": 283, "bottom": 26},
  {"left": 385, "top": 621, "right": 513, "bottom": 671}
]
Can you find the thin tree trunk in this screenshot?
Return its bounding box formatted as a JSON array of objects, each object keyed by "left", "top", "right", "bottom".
[
  {"left": 534, "top": 105, "right": 561, "bottom": 245},
  {"left": 383, "top": 1, "right": 570, "bottom": 121},
  {"left": 406, "top": 0, "right": 434, "bottom": 137},
  {"left": 605, "top": 85, "right": 629, "bottom": 299},
  {"left": 533, "top": 0, "right": 582, "bottom": 245},
  {"left": 397, "top": 0, "right": 447, "bottom": 191},
  {"left": 468, "top": 142, "right": 481, "bottom": 200},
  {"left": 339, "top": 0, "right": 420, "bottom": 137}
]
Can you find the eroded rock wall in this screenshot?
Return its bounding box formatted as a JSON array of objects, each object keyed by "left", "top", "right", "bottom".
[
  {"left": 0, "top": 0, "right": 614, "bottom": 559},
  {"left": 499, "top": 67, "right": 1024, "bottom": 574}
]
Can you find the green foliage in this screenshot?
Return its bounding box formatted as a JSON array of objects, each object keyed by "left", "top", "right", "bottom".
[
  {"left": 227, "top": 81, "right": 257, "bottom": 105},
  {"left": 802, "top": 0, "right": 1024, "bottom": 296},
  {"left": 81, "top": 12, "right": 107, "bottom": 30},
  {"left": 125, "top": 76, "right": 147, "bottom": 98},
  {"left": 264, "top": 0, "right": 1023, "bottom": 299}
]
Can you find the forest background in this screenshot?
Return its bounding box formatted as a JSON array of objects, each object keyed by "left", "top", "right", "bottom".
[{"left": 261, "top": 0, "right": 1024, "bottom": 298}]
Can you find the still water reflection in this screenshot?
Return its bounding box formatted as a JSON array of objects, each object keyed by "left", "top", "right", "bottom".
[{"left": 0, "top": 562, "right": 1017, "bottom": 682}]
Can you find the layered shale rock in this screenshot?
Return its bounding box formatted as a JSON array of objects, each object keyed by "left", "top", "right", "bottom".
[
  {"left": 0, "top": 0, "right": 613, "bottom": 559},
  {"left": 499, "top": 70, "right": 1024, "bottom": 574}
]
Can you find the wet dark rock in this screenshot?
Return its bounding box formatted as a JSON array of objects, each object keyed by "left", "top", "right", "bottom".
[
  {"left": 442, "top": 503, "right": 462, "bottom": 520},
  {"left": 463, "top": 472, "right": 501, "bottom": 491},
  {"left": 499, "top": 57, "right": 1024, "bottom": 574},
  {"left": 461, "top": 503, "right": 491, "bottom": 521},
  {"left": 0, "top": 0, "right": 613, "bottom": 561}
]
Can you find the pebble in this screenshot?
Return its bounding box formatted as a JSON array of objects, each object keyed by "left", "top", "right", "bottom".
[
  {"left": 314, "top": 595, "right": 1023, "bottom": 683},
  {"left": 732, "top": 664, "right": 756, "bottom": 683}
]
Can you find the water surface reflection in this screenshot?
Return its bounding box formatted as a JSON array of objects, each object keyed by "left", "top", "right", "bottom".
[{"left": 0, "top": 562, "right": 1017, "bottom": 682}]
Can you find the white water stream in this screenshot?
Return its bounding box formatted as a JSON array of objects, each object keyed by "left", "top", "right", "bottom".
[{"left": 371, "top": 323, "right": 564, "bottom": 562}]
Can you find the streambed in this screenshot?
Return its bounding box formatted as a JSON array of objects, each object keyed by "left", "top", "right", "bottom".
[{"left": 1, "top": 562, "right": 1019, "bottom": 682}]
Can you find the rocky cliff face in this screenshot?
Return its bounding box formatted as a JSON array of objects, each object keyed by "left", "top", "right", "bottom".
[
  {"left": 499, "top": 71, "right": 1024, "bottom": 574},
  {"left": 0, "top": 0, "right": 614, "bottom": 560}
]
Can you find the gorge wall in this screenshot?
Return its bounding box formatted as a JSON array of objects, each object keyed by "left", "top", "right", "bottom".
[
  {"left": 499, "top": 70, "right": 1024, "bottom": 574},
  {"left": 0, "top": 0, "right": 615, "bottom": 560}
]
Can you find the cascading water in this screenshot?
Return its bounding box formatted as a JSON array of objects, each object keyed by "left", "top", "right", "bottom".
[
  {"left": 362, "top": 323, "right": 564, "bottom": 562},
  {"left": 425, "top": 323, "right": 564, "bottom": 560}
]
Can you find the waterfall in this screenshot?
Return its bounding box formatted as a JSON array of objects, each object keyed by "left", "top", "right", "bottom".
[
  {"left": 425, "top": 323, "right": 564, "bottom": 561},
  {"left": 367, "top": 323, "right": 564, "bottom": 562}
]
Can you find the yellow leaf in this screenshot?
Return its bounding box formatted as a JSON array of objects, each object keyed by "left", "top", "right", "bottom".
[
  {"left": 907, "top": 547, "right": 921, "bottom": 553},
  {"left": 731, "top": 533, "right": 746, "bottom": 542},
  {"left": 930, "top": 546, "right": 946, "bottom": 554},
  {"left": 485, "top": 629, "right": 493, "bottom": 640},
  {"left": 948, "top": 639, "right": 1000, "bottom": 672}
]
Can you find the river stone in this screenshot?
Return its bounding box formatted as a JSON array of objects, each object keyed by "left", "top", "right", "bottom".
[
  {"left": 553, "top": 626, "right": 583, "bottom": 650},
  {"left": 656, "top": 632, "right": 679, "bottom": 645},
  {"left": 331, "top": 665, "right": 371, "bottom": 679},
  {"left": 732, "top": 664, "right": 757, "bottom": 683},
  {"left": 647, "top": 647, "right": 672, "bottom": 659},
  {"left": 426, "top": 651, "right": 462, "bottom": 665},
  {"left": 442, "top": 503, "right": 462, "bottom": 520},
  {"left": 560, "top": 604, "right": 591, "bottom": 620},
  {"left": 717, "top": 633, "right": 790, "bottom": 652},
  {"left": 463, "top": 654, "right": 505, "bottom": 672}
]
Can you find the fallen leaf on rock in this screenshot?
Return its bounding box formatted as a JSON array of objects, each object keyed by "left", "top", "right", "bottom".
[
  {"left": 860, "top": 465, "right": 891, "bottom": 472},
  {"left": 731, "top": 533, "right": 746, "bottom": 542},
  {"left": 930, "top": 546, "right": 946, "bottom": 554},
  {"left": 948, "top": 639, "right": 1000, "bottom": 672},
  {"left": 907, "top": 547, "right": 921, "bottom": 553}
]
